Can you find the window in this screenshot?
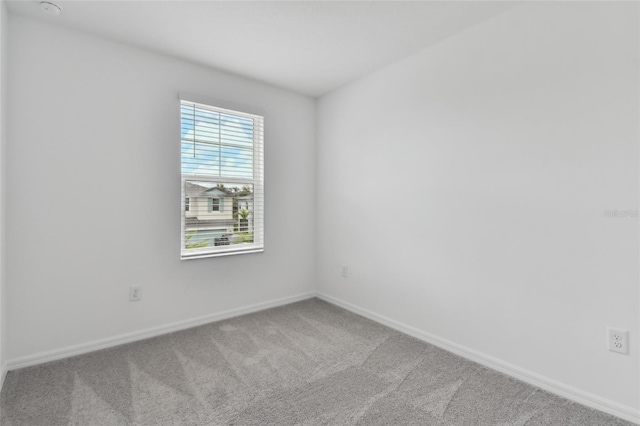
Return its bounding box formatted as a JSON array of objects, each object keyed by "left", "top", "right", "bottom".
[
  {"left": 208, "top": 198, "right": 221, "bottom": 212},
  {"left": 180, "top": 99, "right": 264, "bottom": 259}
]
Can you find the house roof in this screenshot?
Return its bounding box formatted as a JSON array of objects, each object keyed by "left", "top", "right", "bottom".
[{"left": 185, "top": 182, "right": 233, "bottom": 198}]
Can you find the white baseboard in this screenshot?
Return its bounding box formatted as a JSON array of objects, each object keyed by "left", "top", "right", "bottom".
[
  {"left": 0, "top": 361, "right": 6, "bottom": 392},
  {"left": 6, "top": 292, "right": 316, "bottom": 371},
  {"left": 316, "top": 292, "right": 640, "bottom": 425}
]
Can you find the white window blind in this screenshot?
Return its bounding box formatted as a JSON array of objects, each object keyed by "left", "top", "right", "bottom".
[{"left": 180, "top": 100, "right": 264, "bottom": 259}]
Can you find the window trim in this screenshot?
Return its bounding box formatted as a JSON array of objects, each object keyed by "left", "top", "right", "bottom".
[
  {"left": 208, "top": 197, "right": 221, "bottom": 212},
  {"left": 179, "top": 97, "right": 264, "bottom": 260}
]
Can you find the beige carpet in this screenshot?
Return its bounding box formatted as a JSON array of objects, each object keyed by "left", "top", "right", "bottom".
[{"left": 0, "top": 298, "right": 633, "bottom": 425}]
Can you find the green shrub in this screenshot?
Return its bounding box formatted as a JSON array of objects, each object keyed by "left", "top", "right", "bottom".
[
  {"left": 185, "top": 231, "right": 209, "bottom": 249},
  {"left": 234, "top": 232, "right": 254, "bottom": 244}
]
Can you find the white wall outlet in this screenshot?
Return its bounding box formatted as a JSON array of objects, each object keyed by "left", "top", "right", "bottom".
[
  {"left": 341, "top": 265, "right": 348, "bottom": 278},
  {"left": 129, "top": 285, "right": 142, "bottom": 302},
  {"left": 607, "top": 327, "right": 629, "bottom": 354}
]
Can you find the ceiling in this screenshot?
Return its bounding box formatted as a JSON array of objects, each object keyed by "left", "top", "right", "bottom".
[{"left": 7, "top": 1, "right": 515, "bottom": 97}]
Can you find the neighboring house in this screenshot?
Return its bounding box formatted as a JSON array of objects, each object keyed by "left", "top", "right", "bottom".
[
  {"left": 236, "top": 195, "right": 253, "bottom": 212},
  {"left": 184, "top": 182, "right": 236, "bottom": 246},
  {"left": 236, "top": 195, "right": 254, "bottom": 231}
]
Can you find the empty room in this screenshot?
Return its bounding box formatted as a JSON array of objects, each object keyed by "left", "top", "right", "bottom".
[{"left": 0, "top": 0, "right": 638, "bottom": 425}]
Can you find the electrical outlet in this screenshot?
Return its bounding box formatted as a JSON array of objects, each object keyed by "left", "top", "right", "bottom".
[
  {"left": 341, "top": 265, "right": 348, "bottom": 278},
  {"left": 607, "top": 327, "right": 629, "bottom": 354},
  {"left": 130, "top": 285, "right": 142, "bottom": 302}
]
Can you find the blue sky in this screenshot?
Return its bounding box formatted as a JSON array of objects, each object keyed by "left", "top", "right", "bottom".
[{"left": 181, "top": 104, "right": 254, "bottom": 179}]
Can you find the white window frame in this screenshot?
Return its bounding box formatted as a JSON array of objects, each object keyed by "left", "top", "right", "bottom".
[
  {"left": 180, "top": 98, "right": 264, "bottom": 260},
  {"left": 208, "top": 198, "right": 221, "bottom": 212}
]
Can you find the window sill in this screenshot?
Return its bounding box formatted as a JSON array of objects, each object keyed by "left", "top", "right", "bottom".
[{"left": 180, "top": 247, "right": 264, "bottom": 260}]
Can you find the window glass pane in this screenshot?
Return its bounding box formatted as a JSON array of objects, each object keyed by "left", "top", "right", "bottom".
[
  {"left": 184, "top": 180, "right": 255, "bottom": 249},
  {"left": 181, "top": 105, "right": 254, "bottom": 178}
]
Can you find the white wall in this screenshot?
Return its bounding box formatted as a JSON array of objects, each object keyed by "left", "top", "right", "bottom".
[
  {"left": 0, "top": 0, "right": 7, "bottom": 387},
  {"left": 7, "top": 16, "right": 316, "bottom": 361},
  {"left": 317, "top": 2, "right": 639, "bottom": 418}
]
